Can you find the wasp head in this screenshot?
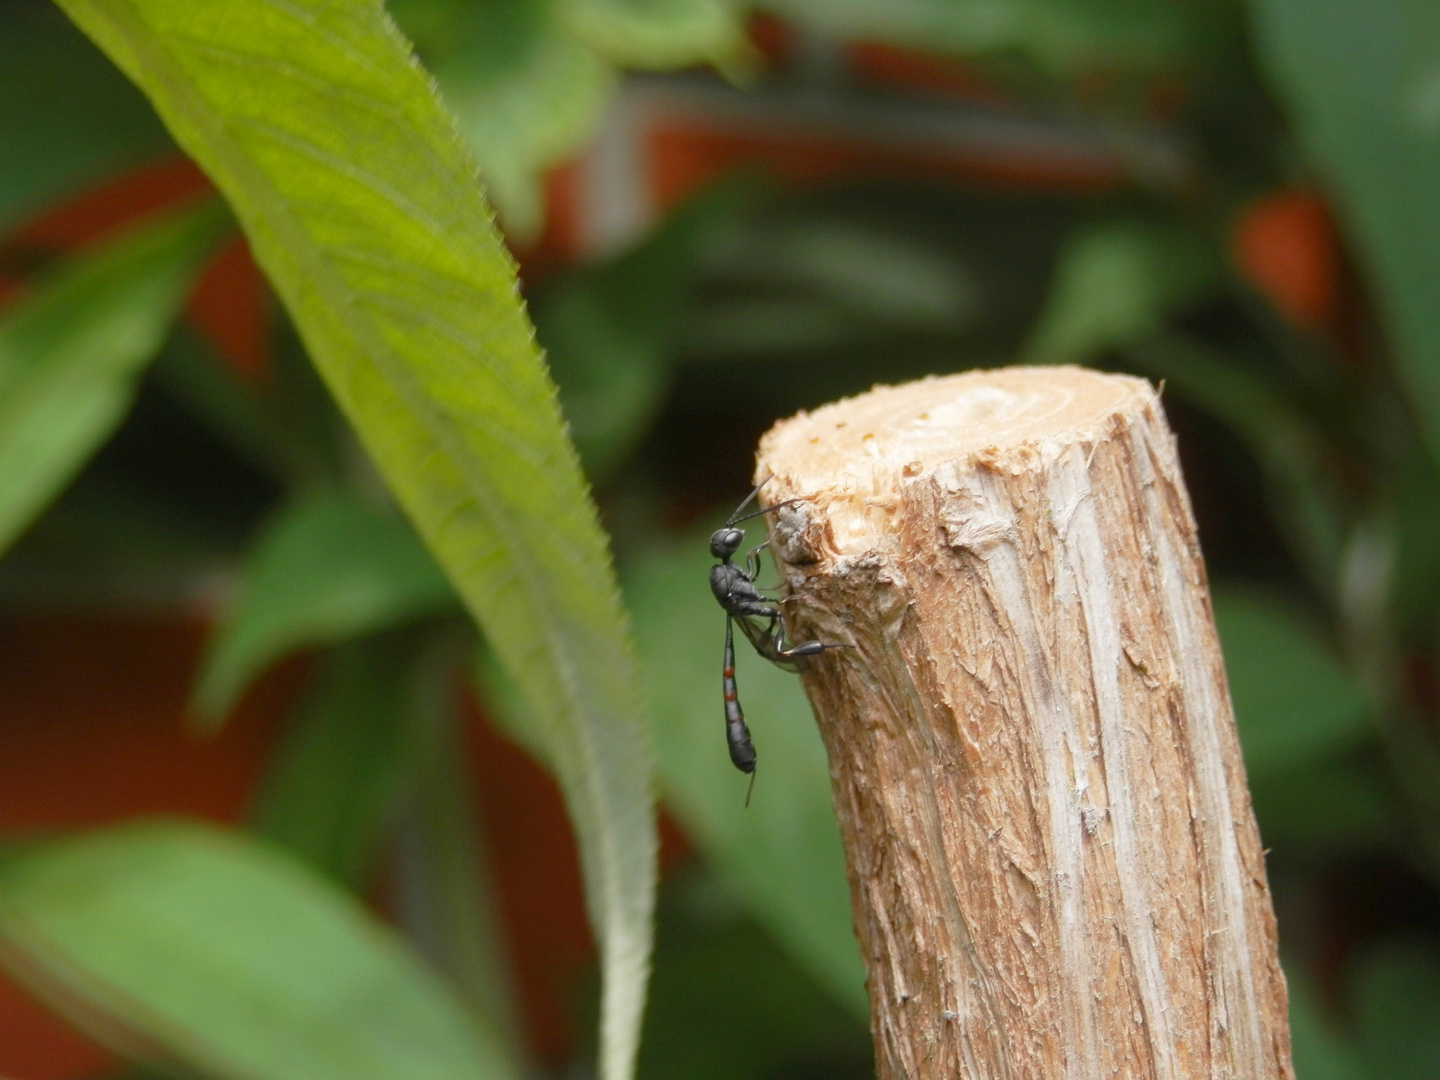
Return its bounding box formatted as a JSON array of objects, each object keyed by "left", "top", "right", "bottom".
[{"left": 709, "top": 527, "right": 744, "bottom": 559}]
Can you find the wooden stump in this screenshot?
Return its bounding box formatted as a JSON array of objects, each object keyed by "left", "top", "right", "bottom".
[{"left": 755, "top": 366, "right": 1293, "bottom": 1080}]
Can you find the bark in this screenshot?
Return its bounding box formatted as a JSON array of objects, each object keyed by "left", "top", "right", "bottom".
[{"left": 755, "top": 366, "right": 1293, "bottom": 1080}]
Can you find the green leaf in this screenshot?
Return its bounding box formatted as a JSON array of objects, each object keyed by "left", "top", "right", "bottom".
[
  {"left": 0, "top": 468, "right": 232, "bottom": 608},
  {"left": 0, "top": 199, "right": 229, "bottom": 559},
  {"left": 191, "top": 489, "right": 456, "bottom": 726},
  {"left": 0, "top": 3, "right": 170, "bottom": 230},
  {"left": 152, "top": 327, "right": 295, "bottom": 482},
  {"left": 680, "top": 212, "right": 979, "bottom": 359},
  {"left": 1023, "top": 219, "right": 1221, "bottom": 366},
  {"left": 1352, "top": 940, "right": 1440, "bottom": 1079},
  {"left": 1247, "top": 0, "right": 1440, "bottom": 465},
  {"left": 153, "top": 325, "right": 344, "bottom": 490},
  {"left": 0, "top": 820, "right": 513, "bottom": 1080},
  {"left": 621, "top": 531, "right": 868, "bottom": 1018},
  {"left": 538, "top": 283, "right": 672, "bottom": 480},
  {"left": 742, "top": 216, "right": 977, "bottom": 329},
  {"left": 1128, "top": 334, "right": 1349, "bottom": 591},
  {"left": 1249, "top": 756, "right": 1395, "bottom": 853},
  {"left": 250, "top": 633, "right": 426, "bottom": 887},
  {"left": 53, "top": 5, "right": 658, "bottom": 1077},
  {"left": 760, "top": 0, "right": 1214, "bottom": 76},
  {"left": 1387, "top": 448, "right": 1440, "bottom": 645},
  {"left": 256, "top": 630, "right": 527, "bottom": 1071},
  {"left": 1285, "top": 960, "right": 1369, "bottom": 1080},
  {"left": 560, "top": 0, "right": 750, "bottom": 70},
  {"left": 636, "top": 867, "right": 871, "bottom": 1080},
  {"left": 1212, "top": 586, "right": 1370, "bottom": 777},
  {"left": 424, "top": 0, "right": 616, "bottom": 239},
  {"left": 538, "top": 180, "right": 752, "bottom": 479},
  {"left": 392, "top": 635, "right": 526, "bottom": 1072}
]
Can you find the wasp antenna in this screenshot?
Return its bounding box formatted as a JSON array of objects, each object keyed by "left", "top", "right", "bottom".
[
  {"left": 728, "top": 497, "right": 802, "bottom": 527},
  {"left": 725, "top": 475, "right": 775, "bottom": 525},
  {"left": 745, "top": 767, "right": 757, "bottom": 808}
]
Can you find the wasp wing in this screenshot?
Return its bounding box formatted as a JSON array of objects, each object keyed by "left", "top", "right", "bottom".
[{"left": 734, "top": 613, "right": 802, "bottom": 673}]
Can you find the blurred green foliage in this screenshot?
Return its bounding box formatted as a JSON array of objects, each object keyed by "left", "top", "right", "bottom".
[
  {"left": 1, "top": 0, "right": 1439, "bottom": 1077},
  {"left": 190, "top": 490, "right": 456, "bottom": 726},
  {"left": 0, "top": 201, "right": 230, "bottom": 556},
  {"left": 0, "top": 820, "right": 517, "bottom": 1079},
  {"left": 0, "top": 4, "right": 171, "bottom": 231}
]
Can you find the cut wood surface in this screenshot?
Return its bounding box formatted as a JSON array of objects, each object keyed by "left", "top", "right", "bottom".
[{"left": 755, "top": 366, "right": 1293, "bottom": 1080}]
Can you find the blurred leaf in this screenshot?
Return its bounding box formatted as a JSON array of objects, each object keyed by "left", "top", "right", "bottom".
[
  {"left": 760, "top": 0, "right": 1215, "bottom": 76},
  {"left": 1130, "top": 334, "right": 1348, "bottom": 591},
  {"left": 539, "top": 180, "right": 753, "bottom": 478},
  {"left": 191, "top": 489, "right": 455, "bottom": 726},
  {"left": 1388, "top": 453, "right": 1440, "bottom": 644},
  {"left": 152, "top": 328, "right": 286, "bottom": 478},
  {"left": 55, "top": 4, "right": 658, "bottom": 1076},
  {"left": 392, "top": 637, "right": 525, "bottom": 1073},
  {"left": 720, "top": 216, "right": 975, "bottom": 328},
  {"left": 251, "top": 633, "right": 425, "bottom": 887},
  {"left": 0, "top": 470, "right": 232, "bottom": 609},
  {"left": 258, "top": 628, "right": 526, "bottom": 1071},
  {"left": 560, "top": 0, "right": 750, "bottom": 70},
  {"left": 0, "top": 199, "right": 228, "bottom": 559},
  {"left": 540, "top": 284, "right": 672, "bottom": 479},
  {"left": 421, "top": 0, "right": 616, "bottom": 239},
  {"left": 97, "top": 1068, "right": 192, "bottom": 1080},
  {"left": 1285, "top": 960, "right": 1369, "bottom": 1080},
  {"left": 621, "top": 530, "right": 867, "bottom": 1018},
  {"left": 1352, "top": 939, "right": 1440, "bottom": 1079},
  {"left": 683, "top": 295, "right": 861, "bottom": 357},
  {"left": 0, "top": 820, "right": 513, "bottom": 1080},
  {"left": 636, "top": 867, "right": 871, "bottom": 1080},
  {"left": 1248, "top": 0, "right": 1440, "bottom": 465},
  {"left": 762, "top": 222, "right": 976, "bottom": 329},
  {"left": 681, "top": 215, "right": 979, "bottom": 361},
  {"left": 1023, "top": 219, "right": 1220, "bottom": 366},
  {"left": 0, "top": 3, "right": 170, "bottom": 231},
  {"left": 1250, "top": 756, "right": 1396, "bottom": 853},
  {"left": 677, "top": 189, "right": 1063, "bottom": 376},
  {"left": 156, "top": 312, "right": 353, "bottom": 495},
  {"left": 1213, "top": 586, "right": 1370, "bottom": 777}
]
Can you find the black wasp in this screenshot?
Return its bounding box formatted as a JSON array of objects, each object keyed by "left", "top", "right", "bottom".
[{"left": 709, "top": 477, "right": 844, "bottom": 803}]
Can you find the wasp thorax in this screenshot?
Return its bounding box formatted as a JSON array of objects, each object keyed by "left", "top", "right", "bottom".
[{"left": 710, "top": 527, "right": 744, "bottom": 559}]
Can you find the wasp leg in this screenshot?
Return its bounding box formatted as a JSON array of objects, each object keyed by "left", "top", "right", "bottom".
[
  {"left": 743, "top": 540, "right": 769, "bottom": 584},
  {"left": 761, "top": 614, "right": 850, "bottom": 665},
  {"left": 745, "top": 539, "right": 791, "bottom": 592}
]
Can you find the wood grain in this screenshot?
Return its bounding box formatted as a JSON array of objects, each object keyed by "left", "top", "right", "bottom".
[{"left": 756, "top": 366, "right": 1293, "bottom": 1080}]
